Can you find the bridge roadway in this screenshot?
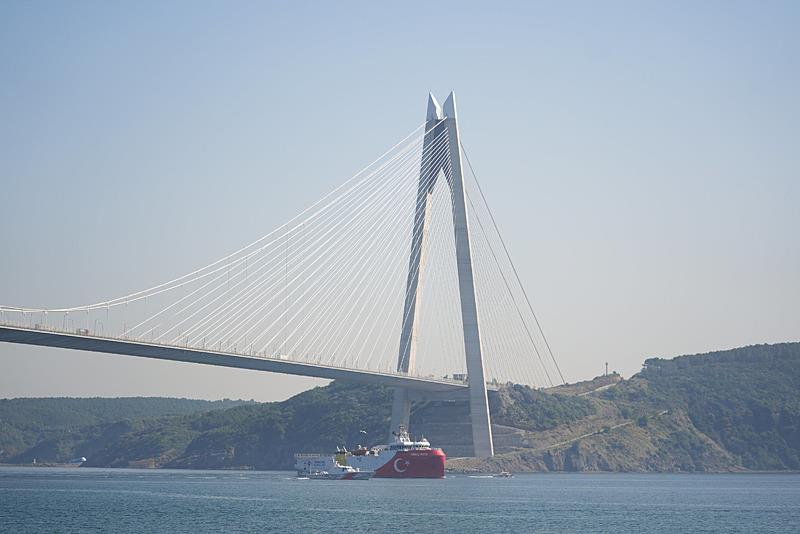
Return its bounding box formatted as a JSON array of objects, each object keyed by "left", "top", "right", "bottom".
[{"left": 0, "top": 325, "right": 482, "bottom": 395}]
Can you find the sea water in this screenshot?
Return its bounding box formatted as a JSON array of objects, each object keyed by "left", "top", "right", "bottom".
[{"left": 1, "top": 467, "right": 798, "bottom": 533}]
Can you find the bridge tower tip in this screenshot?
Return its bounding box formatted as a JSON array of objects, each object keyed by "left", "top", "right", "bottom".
[
  {"left": 426, "top": 93, "right": 443, "bottom": 121},
  {"left": 442, "top": 91, "right": 457, "bottom": 118}
]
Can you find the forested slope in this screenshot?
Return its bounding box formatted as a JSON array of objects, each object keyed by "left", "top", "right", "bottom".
[{"left": 3, "top": 342, "right": 798, "bottom": 472}]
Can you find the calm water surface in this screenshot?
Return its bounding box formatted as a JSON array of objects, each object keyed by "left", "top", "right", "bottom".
[{"left": 1, "top": 467, "right": 798, "bottom": 533}]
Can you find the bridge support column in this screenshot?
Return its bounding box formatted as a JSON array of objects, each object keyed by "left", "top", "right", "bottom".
[
  {"left": 394, "top": 92, "right": 494, "bottom": 457},
  {"left": 443, "top": 92, "right": 494, "bottom": 458},
  {"left": 389, "top": 387, "right": 411, "bottom": 438}
]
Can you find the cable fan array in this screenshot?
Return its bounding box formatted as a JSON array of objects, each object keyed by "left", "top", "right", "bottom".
[
  {"left": 461, "top": 144, "right": 564, "bottom": 387},
  {"left": 0, "top": 122, "right": 564, "bottom": 387}
]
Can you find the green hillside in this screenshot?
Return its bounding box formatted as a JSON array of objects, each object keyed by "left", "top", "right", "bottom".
[
  {"left": 452, "top": 342, "right": 800, "bottom": 473},
  {"left": 0, "top": 397, "right": 250, "bottom": 464},
  {"left": 604, "top": 343, "right": 800, "bottom": 470},
  {"left": 85, "top": 381, "right": 393, "bottom": 469},
  {"left": 2, "top": 342, "right": 799, "bottom": 472}
]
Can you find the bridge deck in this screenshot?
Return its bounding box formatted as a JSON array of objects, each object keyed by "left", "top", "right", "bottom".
[{"left": 0, "top": 325, "right": 470, "bottom": 393}]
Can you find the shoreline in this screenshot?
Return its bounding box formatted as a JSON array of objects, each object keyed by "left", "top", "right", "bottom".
[{"left": 2, "top": 463, "right": 798, "bottom": 475}]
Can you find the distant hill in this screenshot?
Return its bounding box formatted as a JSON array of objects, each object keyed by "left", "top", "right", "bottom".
[
  {"left": 2, "top": 342, "right": 798, "bottom": 472},
  {"left": 84, "top": 381, "right": 393, "bottom": 469},
  {"left": 0, "top": 397, "right": 251, "bottom": 464},
  {"left": 451, "top": 342, "right": 800, "bottom": 473},
  {"left": 606, "top": 343, "right": 800, "bottom": 470}
]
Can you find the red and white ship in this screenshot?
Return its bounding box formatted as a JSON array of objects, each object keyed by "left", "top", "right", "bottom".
[{"left": 294, "top": 427, "right": 445, "bottom": 479}]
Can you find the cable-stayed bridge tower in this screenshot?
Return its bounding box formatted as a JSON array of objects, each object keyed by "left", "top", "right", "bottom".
[
  {"left": 392, "top": 92, "right": 493, "bottom": 457},
  {"left": 0, "top": 92, "right": 565, "bottom": 458}
]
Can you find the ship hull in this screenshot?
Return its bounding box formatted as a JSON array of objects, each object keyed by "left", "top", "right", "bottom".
[
  {"left": 348, "top": 449, "right": 446, "bottom": 479},
  {"left": 308, "top": 471, "right": 371, "bottom": 480}
]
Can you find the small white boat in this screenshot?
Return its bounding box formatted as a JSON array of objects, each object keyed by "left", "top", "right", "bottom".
[
  {"left": 493, "top": 471, "right": 513, "bottom": 478},
  {"left": 303, "top": 463, "right": 372, "bottom": 480}
]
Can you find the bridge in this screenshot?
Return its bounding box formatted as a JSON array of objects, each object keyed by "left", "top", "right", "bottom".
[{"left": 0, "top": 92, "right": 564, "bottom": 457}]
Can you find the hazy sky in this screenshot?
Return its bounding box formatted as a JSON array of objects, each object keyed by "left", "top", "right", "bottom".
[{"left": 1, "top": 1, "right": 798, "bottom": 401}]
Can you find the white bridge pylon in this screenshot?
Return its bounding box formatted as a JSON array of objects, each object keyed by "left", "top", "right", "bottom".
[
  {"left": 392, "top": 92, "right": 492, "bottom": 457},
  {"left": 0, "top": 92, "right": 565, "bottom": 458}
]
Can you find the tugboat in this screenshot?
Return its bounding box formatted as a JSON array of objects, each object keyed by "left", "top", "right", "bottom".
[{"left": 295, "top": 426, "right": 445, "bottom": 479}]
